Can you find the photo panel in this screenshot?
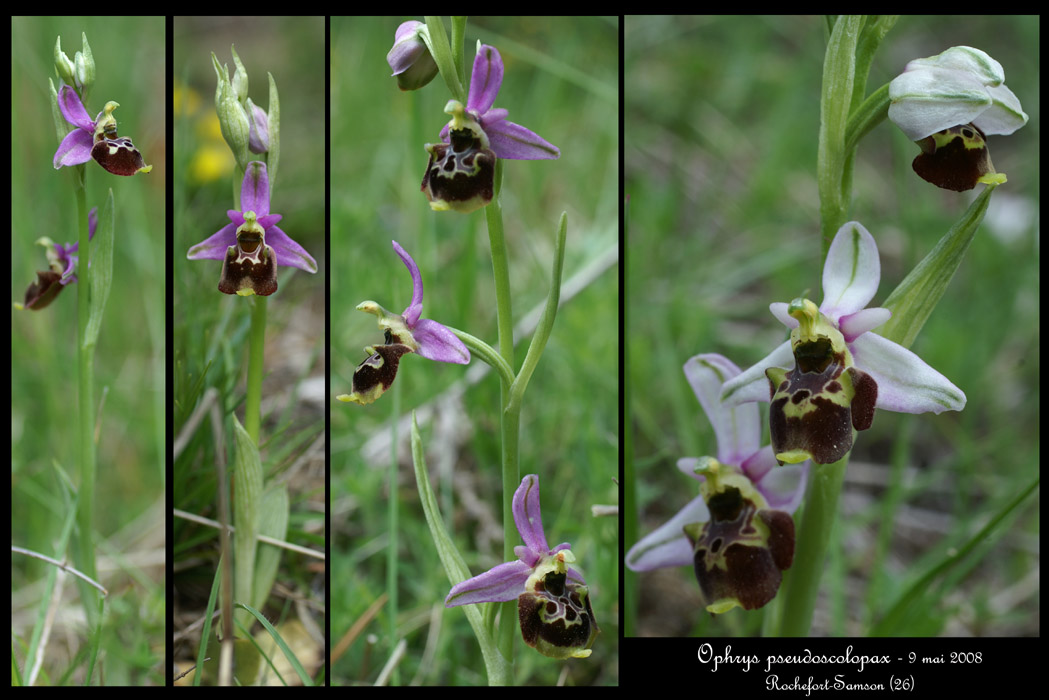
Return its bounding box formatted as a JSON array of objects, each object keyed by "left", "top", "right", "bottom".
[{"left": 330, "top": 15, "right": 620, "bottom": 686}]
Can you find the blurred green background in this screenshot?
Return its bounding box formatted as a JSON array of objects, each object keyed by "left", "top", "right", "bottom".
[
  {"left": 171, "top": 16, "right": 326, "bottom": 683},
  {"left": 626, "top": 15, "right": 1038, "bottom": 636},
  {"left": 330, "top": 16, "right": 619, "bottom": 685},
  {"left": 11, "top": 16, "right": 166, "bottom": 685}
]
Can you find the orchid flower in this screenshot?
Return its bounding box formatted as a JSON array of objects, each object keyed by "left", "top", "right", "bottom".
[
  {"left": 720, "top": 221, "right": 966, "bottom": 465},
  {"left": 16, "top": 207, "right": 97, "bottom": 310},
  {"left": 421, "top": 43, "right": 560, "bottom": 213},
  {"left": 627, "top": 354, "right": 806, "bottom": 613},
  {"left": 53, "top": 85, "right": 152, "bottom": 176},
  {"left": 888, "top": 46, "right": 1028, "bottom": 191},
  {"left": 337, "top": 240, "right": 470, "bottom": 405},
  {"left": 186, "top": 161, "right": 317, "bottom": 296},
  {"left": 445, "top": 474, "right": 598, "bottom": 660}
]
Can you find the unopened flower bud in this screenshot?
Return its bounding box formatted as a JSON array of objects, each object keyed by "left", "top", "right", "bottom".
[
  {"left": 74, "top": 33, "right": 95, "bottom": 99},
  {"left": 246, "top": 97, "right": 269, "bottom": 154},
  {"left": 54, "top": 33, "right": 95, "bottom": 105},
  {"left": 231, "top": 45, "right": 249, "bottom": 103},
  {"left": 213, "top": 52, "right": 251, "bottom": 170},
  {"left": 387, "top": 20, "right": 438, "bottom": 91},
  {"left": 54, "top": 36, "right": 76, "bottom": 88}
]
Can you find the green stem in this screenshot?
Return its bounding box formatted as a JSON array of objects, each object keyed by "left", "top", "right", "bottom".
[
  {"left": 485, "top": 162, "right": 513, "bottom": 371},
  {"left": 844, "top": 82, "right": 890, "bottom": 155},
  {"left": 623, "top": 196, "right": 637, "bottom": 637},
  {"left": 484, "top": 161, "right": 518, "bottom": 676},
  {"left": 388, "top": 366, "right": 401, "bottom": 684},
  {"left": 73, "top": 172, "right": 99, "bottom": 628},
  {"left": 449, "top": 327, "right": 515, "bottom": 388},
  {"left": 817, "top": 15, "right": 863, "bottom": 252},
  {"left": 244, "top": 295, "right": 267, "bottom": 444},
  {"left": 777, "top": 454, "right": 849, "bottom": 635},
  {"left": 424, "top": 16, "right": 466, "bottom": 104},
  {"left": 450, "top": 16, "right": 468, "bottom": 89},
  {"left": 778, "top": 15, "right": 867, "bottom": 636},
  {"left": 497, "top": 407, "right": 521, "bottom": 667}
]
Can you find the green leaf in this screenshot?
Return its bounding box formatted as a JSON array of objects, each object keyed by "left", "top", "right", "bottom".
[
  {"left": 870, "top": 475, "right": 1038, "bottom": 635},
  {"left": 410, "top": 413, "right": 511, "bottom": 685},
  {"left": 818, "top": 15, "right": 863, "bottom": 244},
  {"left": 507, "top": 211, "right": 568, "bottom": 414},
  {"left": 84, "top": 189, "right": 114, "bottom": 349},
  {"left": 83, "top": 595, "right": 105, "bottom": 685},
  {"left": 879, "top": 184, "right": 996, "bottom": 349},
  {"left": 424, "top": 16, "right": 466, "bottom": 104},
  {"left": 266, "top": 71, "right": 280, "bottom": 193},
  {"left": 448, "top": 328, "right": 515, "bottom": 387},
  {"left": 77, "top": 32, "right": 95, "bottom": 104},
  {"left": 48, "top": 78, "right": 66, "bottom": 146},
  {"left": 212, "top": 52, "right": 250, "bottom": 171},
  {"left": 232, "top": 414, "right": 263, "bottom": 631},
  {"left": 194, "top": 557, "right": 223, "bottom": 686},
  {"left": 235, "top": 602, "right": 314, "bottom": 686},
  {"left": 450, "top": 16, "right": 468, "bottom": 88},
  {"left": 844, "top": 82, "right": 889, "bottom": 155},
  {"left": 853, "top": 16, "right": 897, "bottom": 111},
  {"left": 252, "top": 483, "right": 289, "bottom": 614},
  {"left": 22, "top": 472, "right": 79, "bottom": 685}
]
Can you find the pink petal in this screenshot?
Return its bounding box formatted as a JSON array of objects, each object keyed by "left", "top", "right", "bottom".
[
  {"left": 444, "top": 559, "right": 532, "bottom": 607},
  {"left": 392, "top": 240, "right": 423, "bottom": 326},
  {"left": 626, "top": 494, "right": 709, "bottom": 571},
  {"left": 683, "top": 353, "right": 761, "bottom": 465},
  {"left": 484, "top": 117, "right": 560, "bottom": 160},
  {"left": 468, "top": 44, "right": 503, "bottom": 115},
  {"left": 240, "top": 161, "right": 271, "bottom": 216},
  {"left": 53, "top": 128, "right": 94, "bottom": 168},
  {"left": 412, "top": 318, "right": 470, "bottom": 364},
  {"left": 850, "top": 332, "right": 966, "bottom": 414},
  {"left": 821, "top": 221, "right": 881, "bottom": 322},
  {"left": 187, "top": 223, "right": 238, "bottom": 261},
  {"left": 58, "top": 85, "right": 94, "bottom": 131},
  {"left": 513, "top": 474, "right": 550, "bottom": 556},
  {"left": 266, "top": 225, "right": 317, "bottom": 273}
]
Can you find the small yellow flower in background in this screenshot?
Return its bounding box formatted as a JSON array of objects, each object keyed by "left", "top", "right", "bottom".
[{"left": 175, "top": 80, "right": 235, "bottom": 185}]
